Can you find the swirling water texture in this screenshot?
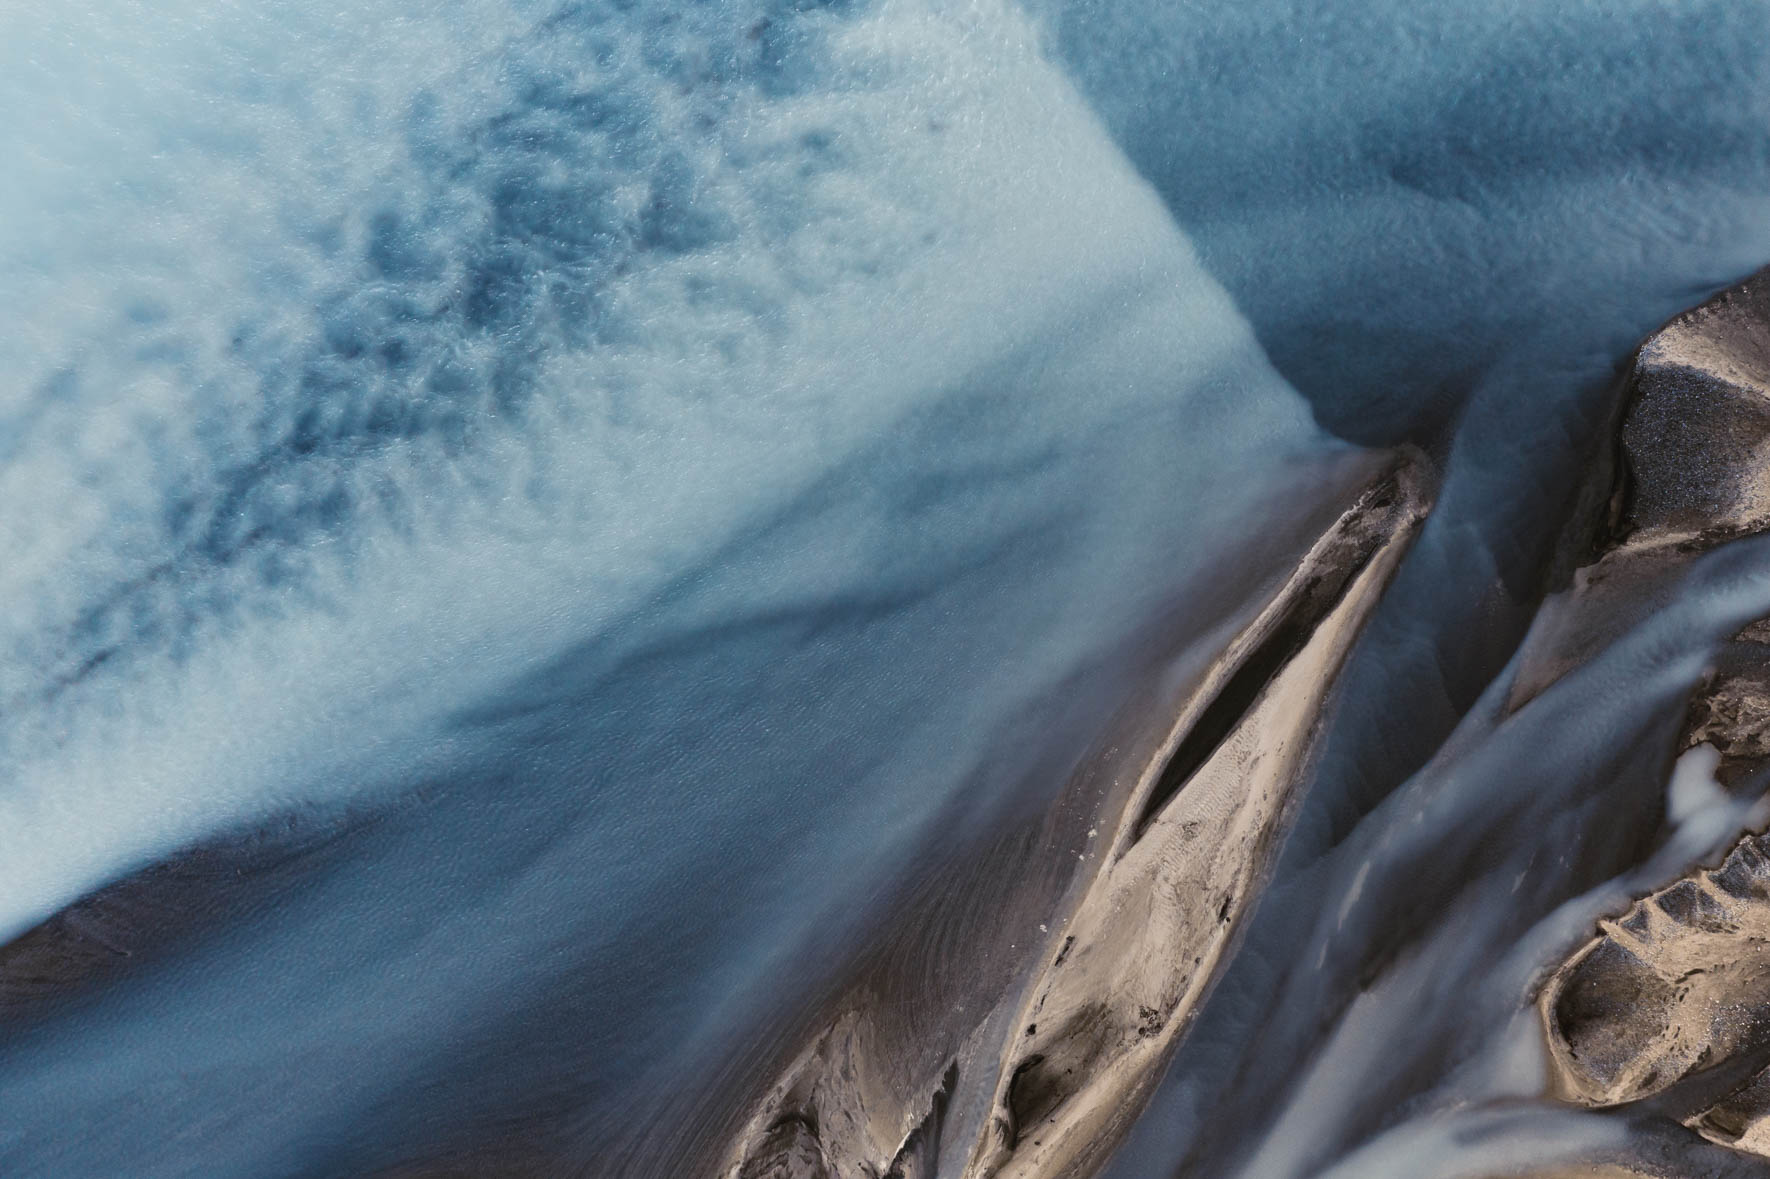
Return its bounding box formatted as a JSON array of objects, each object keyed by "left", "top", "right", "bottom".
[{"left": 3, "top": 0, "right": 1770, "bottom": 1176}]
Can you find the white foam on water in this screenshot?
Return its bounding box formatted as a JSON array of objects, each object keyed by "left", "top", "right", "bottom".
[
  {"left": 0, "top": 0, "right": 1332, "bottom": 950},
  {"left": 1668, "top": 741, "right": 1728, "bottom": 827}
]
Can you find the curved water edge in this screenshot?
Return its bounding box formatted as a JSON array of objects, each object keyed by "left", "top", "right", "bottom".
[{"left": 5, "top": 1, "right": 1770, "bottom": 1177}]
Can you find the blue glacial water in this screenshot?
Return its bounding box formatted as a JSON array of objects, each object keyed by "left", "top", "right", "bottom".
[{"left": 3, "top": 0, "right": 1770, "bottom": 1176}]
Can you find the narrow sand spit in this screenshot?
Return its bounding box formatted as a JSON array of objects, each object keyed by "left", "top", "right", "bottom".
[{"left": 723, "top": 453, "right": 1431, "bottom": 1179}]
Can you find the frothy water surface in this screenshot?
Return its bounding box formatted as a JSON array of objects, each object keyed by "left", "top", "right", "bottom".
[{"left": 6, "top": 0, "right": 1770, "bottom": 1176}]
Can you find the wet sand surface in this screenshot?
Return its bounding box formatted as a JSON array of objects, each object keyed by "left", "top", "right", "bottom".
[
  {"left": 1535, "top": 270, "right": 1770, "bottom": 1171},
  {"left": 719, "top": 457, "right": 1430, "bottom": 1179}
]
